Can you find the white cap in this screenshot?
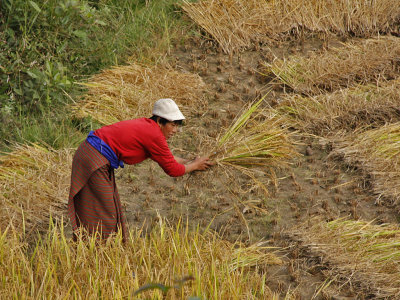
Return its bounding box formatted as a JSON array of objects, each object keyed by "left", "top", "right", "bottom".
[{"left": 152, "top": 98, "right": 185, "bottom": 121}]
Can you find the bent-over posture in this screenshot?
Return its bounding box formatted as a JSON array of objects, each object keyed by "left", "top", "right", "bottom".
[{"left": 68, "top": 98, "right": 211, "bottom": 240}]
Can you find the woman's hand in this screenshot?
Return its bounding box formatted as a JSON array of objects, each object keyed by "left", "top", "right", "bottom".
[
  {"left": 184, "top": 156, "right": 213, "bottom": 174},
  {"left": 192, "top": 157, "right": 213, "bottom": 170}
]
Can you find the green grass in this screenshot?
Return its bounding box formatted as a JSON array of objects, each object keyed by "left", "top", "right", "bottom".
[{"left": 0, "top": 0, "right": 195, "bottom": 150}]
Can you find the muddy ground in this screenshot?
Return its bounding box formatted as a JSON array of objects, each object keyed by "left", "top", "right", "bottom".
[{"left": 116, "top": 36, "right": 399, "bottom": 299}]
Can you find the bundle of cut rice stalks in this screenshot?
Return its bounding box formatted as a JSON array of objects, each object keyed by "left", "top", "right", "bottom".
[
  {"left": 70, "top": 62, "right": 207, "bottom": 125},
  {"left": 265, "top": 36, "right": 400, "bottom": 95},
  {"left": 208, "top": 96, "right": 299, "bottom": 194},
  {"left": 0, "top": 143, "right": 73, "bottom": 234},
  {"left": 181, "top": 0, "right": 400, "bottom": 54},
  {"left": 333, "top": 123, "right": 400, "bottom": 203},
  {"left": 275, "top": 78, "right": 400, "bottom": 135},
  {"left": 291, "top": 218, "right": 400, "bottom": 298}
]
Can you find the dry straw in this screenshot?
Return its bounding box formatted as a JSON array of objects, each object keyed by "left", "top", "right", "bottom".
[
  {"left": 0, "top": 218, "right": 282, "bottom": 299},
  {"left": 70, "top": 62, "right": 208, "bottom": 125},
  {"left": 181, "top": 0, "right": 400, "bottom": 53},
  {"left": 274, "top": 78, "right": 400, "bottom": 135},
  {"left": 181, "top": 0, "right": 276, "bottom": 54},
  {"left": 265, "top": 36, "right": 400, "bottom": 95},
  {"left": 209, "top": 96, "right": 299, "bottom": 194},
  {"left": 292, "top": 218, "right": 400, "bottom": 298},
  {"left": 0, "top": 143, "right": 73, "bottom": 234},
  {"left": 333, "top": 122, "right": 400, "bottom": 203}
]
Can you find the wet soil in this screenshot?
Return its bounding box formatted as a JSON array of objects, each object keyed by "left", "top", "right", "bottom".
[{"left": 116, "top": 36, "right": 399, "bottom": 299}]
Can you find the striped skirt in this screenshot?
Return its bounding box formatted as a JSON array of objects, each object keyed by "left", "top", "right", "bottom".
[{"left": 68, "top": 140, "right": 126, "bottom": 240}]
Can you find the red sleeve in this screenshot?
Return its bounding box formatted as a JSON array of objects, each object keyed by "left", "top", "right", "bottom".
[{"left": 146, "top": 133, "right": 186, "bottom": 177}]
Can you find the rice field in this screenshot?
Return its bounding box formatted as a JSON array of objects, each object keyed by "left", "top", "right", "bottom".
[
  {"left": 3, "top": 0, "right": 400, "bottom": 298},
  {"left": 179, "top": 1, "right": 400, "bottom": 297},
  {"left": 0, "top": 62, "right": 298, "bottom": 298}
]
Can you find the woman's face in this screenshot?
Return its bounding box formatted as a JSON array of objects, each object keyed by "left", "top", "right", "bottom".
[{"left": 160, "top": 122, "right": 179, "bottom": 140}]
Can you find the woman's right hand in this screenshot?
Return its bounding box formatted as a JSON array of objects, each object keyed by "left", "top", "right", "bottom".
[
  {"left": 193, "top": 157, "right": 213, "bottom": 170},
  {"left": 185, "top": 156, "right": 213, "bottom": 173}
]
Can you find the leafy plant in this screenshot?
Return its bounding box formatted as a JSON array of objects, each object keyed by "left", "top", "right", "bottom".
[{"left": 0, "top": 0, "right": 193, "bottom": 149}]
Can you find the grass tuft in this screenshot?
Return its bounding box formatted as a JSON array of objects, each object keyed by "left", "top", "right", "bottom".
[
  {"left": 291, "top": 218, "right": 400, "bottom": 298},
  {"left": 332, "top": 122, "right": 400, "bottom": 204},
  {"left": 70, "top": 62, "right": 208, "bottom": 125},
  {"left": 273, "top": 78, "right": 400, "bottom": 135},
  {"left": 265, "top": 36, "right": 400, "bottom": 95},
  {"left": 0, "top": 143, "right": 73, "bottom": 234}
]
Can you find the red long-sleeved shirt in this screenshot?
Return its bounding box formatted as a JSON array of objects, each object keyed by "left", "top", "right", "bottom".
[{"left": 94, "top": 118, "right": 185, "bottom": 177}]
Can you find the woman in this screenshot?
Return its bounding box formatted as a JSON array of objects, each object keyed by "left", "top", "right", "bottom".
[{"left": 68, "top": 98, "right": 212, "bottom": 240}]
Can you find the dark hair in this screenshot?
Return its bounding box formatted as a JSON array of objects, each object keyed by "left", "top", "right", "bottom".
[{"left": 150, "top": 115, "right": 183, "bottom": 126}]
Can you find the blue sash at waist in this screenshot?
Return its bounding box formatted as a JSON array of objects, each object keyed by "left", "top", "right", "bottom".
[{"left": 86, "top": 131, "right": 124, "bottom": 169}]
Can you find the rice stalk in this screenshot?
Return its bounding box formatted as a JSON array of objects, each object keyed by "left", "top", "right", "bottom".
[
  {"left": 212, "top": 96, "right": 298, "bottom": 166},
  {"left": 274, "top": 78, "right": 400, "bottom": 135},
  {"left": 291, "top": 218, "right": 400, "bottom": 298},
  {"left": 208, "top": 96, "right": 299, "bottom": 195},
  {"left": 0, "top": 218, "right": 282, "bottom": 299},
  {"left": 0, "top": 143, "right": 73, "bottom": 234},
  {"left": 181, "top": 0, "right": 400, "bottom": 54},
  {"left": 218, "top": 96, "right": 265, "bottom": 146},
  {"left": 265, "top": 36, "right": 400, "bottom": 94},
  {"left": 70, "top": 62, "right": 208, "bottom": 125}
]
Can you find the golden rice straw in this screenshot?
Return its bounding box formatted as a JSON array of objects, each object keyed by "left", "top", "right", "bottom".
[
  {"left": 265, "top": 36, "right": 400, "bottom": 95},
  {"left": 0, "top": 143, "right": 73, "bottom": 234},
  {"left": 275, "top": 0, "right": 400, "bottom": 36},
  {"left": 274, "top": 78, "right": 400, "bottom": 135},
  {"left": 181, "top": 0, "right": 280, "bottom": 53},
  {"left": 70, "top": 62, "right": 208, "bottom": 125},
  {"left": 333, "top": 123, "right": 400, "bottom": 203},
  {"left": 291, "top": 218, "right": 400, "bottom": 298},
  {"left": 0, "top": 218, "right": 282, "bottom": 299},
  {"left": 181, "top": 0, "right": 400, "bottom": 54}
]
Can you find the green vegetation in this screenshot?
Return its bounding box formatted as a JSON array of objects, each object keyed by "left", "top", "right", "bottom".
[{"left": 0, "top": 0, "right": 193, "bottom": 149}]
